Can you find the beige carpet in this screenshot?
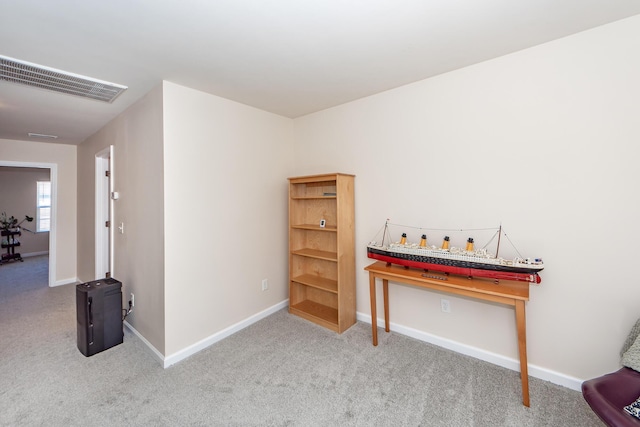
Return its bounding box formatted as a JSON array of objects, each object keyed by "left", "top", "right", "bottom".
[{"left": 0, "top": 255, "right": 603, "bottom": 426}]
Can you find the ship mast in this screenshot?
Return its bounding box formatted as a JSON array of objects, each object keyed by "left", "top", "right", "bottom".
[
  {"left": 495, "top": 224, "right": 502, "bottom": 258},
  {"left": 383, "top": 219, "right": 392, "bottom": 246}
]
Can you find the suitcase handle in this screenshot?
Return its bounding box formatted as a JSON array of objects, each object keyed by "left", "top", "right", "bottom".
[{"left": 88, "top": 297, "right": 94, "bottom": 345}]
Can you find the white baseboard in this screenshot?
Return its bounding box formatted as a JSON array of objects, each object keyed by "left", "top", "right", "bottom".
[
  {"left": 162, "top": 300, "right": 290, "bottom": 369},
  {"left": 124, "top": 320, "right": 165, "bottom": 365},
  {"left": 356, "top": 311, "right": 585, "bottom": 392},
  {"left": 53, "top": 277, "right": 78, "bottom": 287},
  {"left": 124, "top": 301, "right": 583, "bottom": 391},
  {"left": 22, "top": 251, "right": 49, "bottom": 258}
]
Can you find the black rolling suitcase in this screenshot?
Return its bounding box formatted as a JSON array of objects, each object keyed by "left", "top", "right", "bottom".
[{"left": 76, "top": 278, "right": 123, "bottom": 356}]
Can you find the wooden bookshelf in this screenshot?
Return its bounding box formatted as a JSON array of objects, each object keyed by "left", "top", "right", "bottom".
[{"left": 288, "top": 173, "right": 355, "bottom": 333}]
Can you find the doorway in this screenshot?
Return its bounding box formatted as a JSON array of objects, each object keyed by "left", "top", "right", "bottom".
[{"left": 0, "top": 161, "right": 57, "bottom": 287}]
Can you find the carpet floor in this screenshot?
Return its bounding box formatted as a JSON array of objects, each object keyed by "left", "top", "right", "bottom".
[{"left": 0, "top": 255, "right": 603, "bottom": 426}]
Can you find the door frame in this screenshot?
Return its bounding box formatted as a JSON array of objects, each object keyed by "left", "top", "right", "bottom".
[
  {"left": 95, "top": 145, "right": 114, "bottom": 279},
  {"left": 0, "top": 160, "right": 57, "bottom": 287}
]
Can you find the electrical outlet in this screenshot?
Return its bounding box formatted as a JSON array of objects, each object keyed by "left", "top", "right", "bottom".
[
  {"left": 130, "top": 293, "right": 135, "bottom": 307},
  {"left": 441, "top": 298, "right": 451, "bottom": 313},
  {"left": 261, "top": 279, "right": 268, "bottom": 291}
]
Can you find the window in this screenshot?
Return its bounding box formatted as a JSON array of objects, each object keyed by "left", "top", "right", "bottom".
[{"left": 36, "top": 181, "right": 51, "bottom": 232}]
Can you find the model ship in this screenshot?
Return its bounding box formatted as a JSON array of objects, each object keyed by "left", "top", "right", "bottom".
[{"left": 367, "top": 220, "right": 544, "bottom": 283}]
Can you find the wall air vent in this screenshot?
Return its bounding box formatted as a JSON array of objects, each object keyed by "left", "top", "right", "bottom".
[{"left": 0, "top": 55, "right": 127, "bottom": 103}]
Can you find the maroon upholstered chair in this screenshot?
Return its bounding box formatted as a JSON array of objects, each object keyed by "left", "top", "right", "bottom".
[{"left": 582, "top": 367, "right": 640, "bottom": 426}]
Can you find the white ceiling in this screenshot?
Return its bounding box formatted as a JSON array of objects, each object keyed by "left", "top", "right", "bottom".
[{"left": 2, "top": 0, "right": 640, "bottom": 145}]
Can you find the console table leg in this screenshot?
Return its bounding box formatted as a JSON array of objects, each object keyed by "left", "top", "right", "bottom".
[
  {"left": 516, "top": 299, "right": 530, "bottom": 407},
  {"left": 369, "top": 273, "right": 378, "bottom": 346},
  {"left": 383, "top": 279, "right": 390, "bottom": 332}
]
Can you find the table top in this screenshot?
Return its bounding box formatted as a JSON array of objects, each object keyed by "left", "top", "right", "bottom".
[{"left": 365, "top": 261, "right": 529, "bottom": 301}]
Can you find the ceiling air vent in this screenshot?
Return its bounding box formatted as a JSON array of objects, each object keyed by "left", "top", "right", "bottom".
[{"left": 0, "top": 54, "right": 127, "bottom": 103}]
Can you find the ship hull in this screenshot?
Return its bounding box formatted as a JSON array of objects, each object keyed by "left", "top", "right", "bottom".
[{"left": 367, "top": 247, "right": 542, "bottom": 284}]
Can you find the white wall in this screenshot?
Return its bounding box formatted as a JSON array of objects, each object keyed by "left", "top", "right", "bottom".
[
  {"left": 77, "top": 85, "right": 166, "bottom": 354},
  {"left": 162, "top": 82, "right": 294, "bottom": 357},
  {"left": 293, "top": 15, "right": 640, "bottom": 383},
  {"left": 0, "top": 139, "right": 77, "bottom": 285}
]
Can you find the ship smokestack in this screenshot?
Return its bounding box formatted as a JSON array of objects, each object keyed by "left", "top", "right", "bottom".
[
  {"left": 400, "top": 233, "right": 407, "bottom": 245},
  {"left": 466, "top": 238, "right": 474, "bottom": 251},
  {"left": 420, "top": 234, "right": 427, "bottom": 247},
  {"left": 442, "top": 236, "right": 450, "bottom": 250}
]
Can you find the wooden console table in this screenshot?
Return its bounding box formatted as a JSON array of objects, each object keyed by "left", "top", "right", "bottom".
[{"left": 365, "top": 261, "right": 532, "bottom": 407}]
